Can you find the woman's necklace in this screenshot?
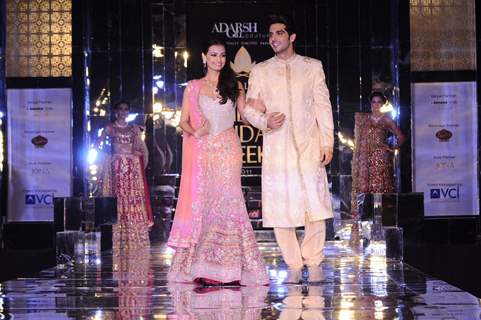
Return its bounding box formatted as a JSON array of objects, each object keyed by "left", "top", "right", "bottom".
[
  {"left": 370, "top": 113, "right": 383, "bottom": 123},
  {"left": 203, "top": 77, "right": 219, "bottom": 97},
  {"left": 114, "top": 121, "right": 128, "bottom": 128}
]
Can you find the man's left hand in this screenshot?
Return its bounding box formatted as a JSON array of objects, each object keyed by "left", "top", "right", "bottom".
[{"left": 320, "top": 148, "right": 333, "bottom": 166}]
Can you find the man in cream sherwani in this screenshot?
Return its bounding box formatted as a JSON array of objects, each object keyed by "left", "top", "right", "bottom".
[{"left": 242, "top": 14, "right": 334, "bottom": 283}]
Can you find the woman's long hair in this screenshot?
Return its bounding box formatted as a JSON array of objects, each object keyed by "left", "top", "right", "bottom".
[{"left": 201, "top": 38, "right": 239, "bottom": 104}]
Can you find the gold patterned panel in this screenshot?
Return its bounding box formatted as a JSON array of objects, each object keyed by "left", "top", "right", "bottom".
[
  {"left": 6, "top": 0, "right": 72, "bottom": 77},
  {"left": 410, "top": 0, "right": 476, "bottom": 71}
]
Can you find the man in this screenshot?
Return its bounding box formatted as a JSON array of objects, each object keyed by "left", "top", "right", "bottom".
[{"left": 242, "top": 14, "right": 334, "bottom": 283}]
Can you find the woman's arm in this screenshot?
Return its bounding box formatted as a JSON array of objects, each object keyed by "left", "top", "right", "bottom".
[
  {"left": 178, "top": 84, "right": 209, "bottom": 138},
  {"left": 384, "top": 117, "right": 405, "bottom": 149},
  {"left": 179, "top": 86, "right": 196, "bottom": 136},
  {"left": 235, "top": 82, "right": 249, "bottom": 124},
  {"left": 94, "top": 123, "right": 112, "bottom": 149},
  {"left": 134, "top": 125, "right": 149, "bottom": 167}
]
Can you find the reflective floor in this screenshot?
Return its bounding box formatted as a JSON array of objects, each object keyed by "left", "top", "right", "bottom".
[{"left": 1, "top": 240, "right": 480, "bottom": 319}]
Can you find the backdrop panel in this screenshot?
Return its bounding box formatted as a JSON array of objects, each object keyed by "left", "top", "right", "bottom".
[
  {"left": 7, "top": 88, "right": 72, "bottom": 222},
  {"left": 413, "top": 82, "right": 478, "bottom": 216}
]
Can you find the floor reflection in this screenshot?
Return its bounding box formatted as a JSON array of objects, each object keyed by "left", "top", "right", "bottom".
[
  {"left": 111, "top": 245, "right": 153, "bottom": 319},
  {"left": 168, "top": 284, "right": 268, "bottom": 319},
  {"left": 275, "top": 285, "right": 326, "bottom": 320},
  {"left": 0, "top": 241, "right": 480, "bottom": 319}
]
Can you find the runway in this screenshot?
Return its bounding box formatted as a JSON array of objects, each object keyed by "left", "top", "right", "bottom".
[{"left": 1, "top": 240, "right": 480, "bottom": 319}]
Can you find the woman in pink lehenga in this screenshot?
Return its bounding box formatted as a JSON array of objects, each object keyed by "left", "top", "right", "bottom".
[
  {"left": 167, "top": 38, "right": 268, "bottom": 286},
  {"left": 97, "top": 101, "right": 154, "bottom": 251}
]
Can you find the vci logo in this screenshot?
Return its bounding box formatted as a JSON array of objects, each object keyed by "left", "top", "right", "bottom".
[
  {"left": 430, "top": 186, "right": 459, "bottom": 199},
  {"left": 25, "top": 194, "right": 54, "bottom": 205}
]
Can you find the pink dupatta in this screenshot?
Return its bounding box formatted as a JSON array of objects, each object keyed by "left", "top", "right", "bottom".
[{"left": 167, "top": 80, "right": 204, "bottom": 248}]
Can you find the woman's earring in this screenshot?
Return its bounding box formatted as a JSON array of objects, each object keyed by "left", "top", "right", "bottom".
[{"left": 203, "top": 61, "right": 207, "bottom": 73}]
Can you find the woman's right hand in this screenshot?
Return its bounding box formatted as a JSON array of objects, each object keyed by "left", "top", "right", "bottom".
[
  {"left": 193, "top": 119, "right": 210, "bottom": 138},
  {"left": 382, "top": 144, "right": 395, "bottom": 152}
]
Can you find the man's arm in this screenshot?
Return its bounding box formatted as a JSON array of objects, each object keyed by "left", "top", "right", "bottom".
[
  {"left": 241, "top": 68, "right": 268, "bottom": 130},
  {"left": 313, "top": 62, "right": 334, "bottom": 165},
  {"left": 242, "top": 68, "right": 284, "bottom": 130}
]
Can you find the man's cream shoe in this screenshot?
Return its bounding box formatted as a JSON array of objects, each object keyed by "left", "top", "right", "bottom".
[
  {"left": 284, "top": 268, "right": 302, "bottom": 284},
  {"left": 307, "top": 265, "right": 325, "bottom": 283}
]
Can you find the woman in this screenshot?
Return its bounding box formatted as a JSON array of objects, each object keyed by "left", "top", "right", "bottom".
[
  {"left": 351, "top": 92, "right": 405, "bottom": 217},
  {"left": 167, "top": 38, "right": 268, "bottom": 286},
  {"left": 97, "top": 101, "right": 153, "bottom": 250}
]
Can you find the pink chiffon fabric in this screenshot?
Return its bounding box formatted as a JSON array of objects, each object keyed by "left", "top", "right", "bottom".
[
  {"left": 167, "top": 80, "right": 203, "bottom": 248},
  {"left": 167, "top": 79, "right": 268, "bottom": 286}
]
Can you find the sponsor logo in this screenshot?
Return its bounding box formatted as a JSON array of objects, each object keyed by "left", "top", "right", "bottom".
[
  {"left": 230, "top": 46, "right": 256, "bottom": 77},
  {"left": 434, "top": 161, "right": 455, "bottom": 170},
  {"left": 25, "top": 103, "right": 53, "bottom": 116},
  {"left": 435, "top": 129, "right": 452, "bottom": 142},
  {"left": 25, "top": 194, "right": 36, "bottom": 204},
  {"left": 31, "top": 135, "right": 48, "bottom": 148},
  {"left": 430, "top": 186, "right": 459, "bottom": 200},
  {"left": 25, "top": 193, "right": 54, "bottom": 205},
  {"left": 433, "top": 156, "right": 456, "bottom": 170},
  {"left": 211, "top": 22, "right": 258, "bottom": 38}
]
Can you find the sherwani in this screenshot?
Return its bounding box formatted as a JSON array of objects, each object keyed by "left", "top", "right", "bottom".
[{"left": 244, "top": 54, "right": 334, "bottom": 228}]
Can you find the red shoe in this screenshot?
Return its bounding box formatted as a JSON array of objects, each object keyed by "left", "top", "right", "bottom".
[
  {"left": 195, "top": 277, "right": 241, "bottom": 287},
  {"left": 193, "top": 286, "right": 222, "bottom": 294},
  {"left": 201, "top": 278, "right": 223, "bottom": 286}
]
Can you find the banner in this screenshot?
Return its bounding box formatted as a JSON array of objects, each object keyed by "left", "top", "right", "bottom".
[
  {"left": 7, "top": 88, "right": 72, "bottom": 221},
  {"left": 187, "top": 3, "right": 281, "bottom": 176},
  {"left": 413, "top": 82, "right": 478, "bottom": 216}
]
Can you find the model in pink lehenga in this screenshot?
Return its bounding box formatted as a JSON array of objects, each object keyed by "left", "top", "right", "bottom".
[
  {"left": 167, "top": 38, "right": 268, "bottom": 286},
  {"left": 97, "top": 101, "right": 154, "bottom": 251}
]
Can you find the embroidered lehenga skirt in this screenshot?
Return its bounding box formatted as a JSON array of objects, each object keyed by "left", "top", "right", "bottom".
[
  {"left": 103, "top": 153, "right": 152, "bottom": 251},
  {"left": 168, "top": 129, "right": 268, "bottom": 285}
]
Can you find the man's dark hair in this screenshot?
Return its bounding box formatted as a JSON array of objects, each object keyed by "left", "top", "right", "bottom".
[{"left": 267, "top": 13, "right": 296, "bottom": 36}]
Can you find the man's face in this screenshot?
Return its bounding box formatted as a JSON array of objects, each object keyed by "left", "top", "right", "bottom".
[{"left": 268, "top": 23, "right": 295, "bottom": 54}]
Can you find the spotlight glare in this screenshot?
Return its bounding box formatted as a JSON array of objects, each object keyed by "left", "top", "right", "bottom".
[
  {"left": 125, "top": 113, "right": 138, "bottom": 123},
  {"left": 155, "top": 80, "right": 165, "bottom": 89},
  {"left": 87, "top": 149, "right": 98, "bottom": 164},
  {"left": 380, "top": 101, "right": 393, "bottom": 113},
  {"left": 153, "top": 102, "right": 163, "bottom": 113}
]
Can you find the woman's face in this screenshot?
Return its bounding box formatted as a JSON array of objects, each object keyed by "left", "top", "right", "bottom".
[
  {"left": 115, "top": 103, "right": 129, "bottom": 121},
  {"left": 202, "top": 44, "right": 226, "bottom": 72},
  {"left": 370, "top": 96, "right": 384, "bottom": 113}
]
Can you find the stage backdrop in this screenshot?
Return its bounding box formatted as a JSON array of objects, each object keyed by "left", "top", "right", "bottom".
[
  {"left": 7, "top": 88, "right": 72, "bottom": 222},
  {"left": 187, "top": 3, "right": 281, "bottom": 176},
  {"left": 413, "top": 82, "right": 479, "bottom": 216}
]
